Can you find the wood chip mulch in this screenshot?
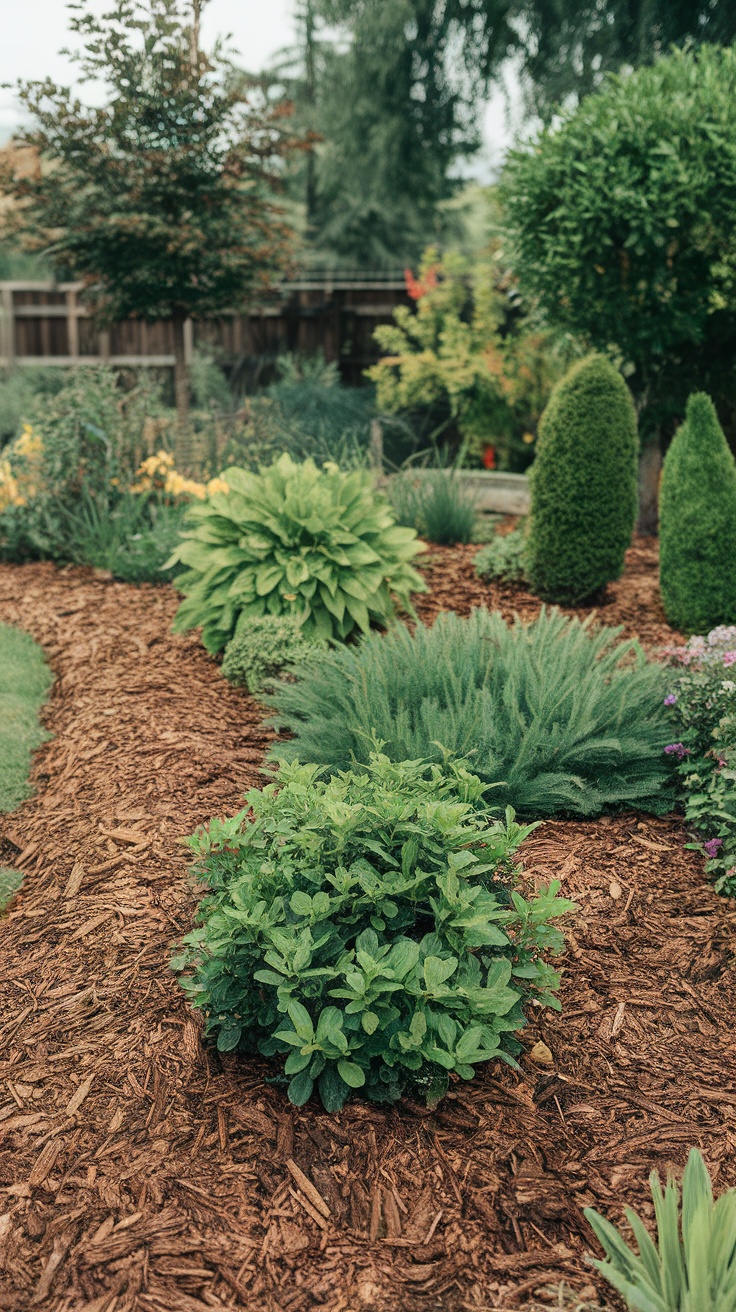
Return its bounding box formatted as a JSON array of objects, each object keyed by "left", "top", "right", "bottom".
[{"left": 0, "top": 546, "right": 733, "bottom": 1312}]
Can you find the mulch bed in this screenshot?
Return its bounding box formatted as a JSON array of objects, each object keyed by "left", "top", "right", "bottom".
[{"left": 0, "top": 542, "right": 733, "bottom": 1312}]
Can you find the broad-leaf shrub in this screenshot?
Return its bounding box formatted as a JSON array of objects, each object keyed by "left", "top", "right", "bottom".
[
  {"left": 267, "top": 608, "right": 674, "bottom": 818},
  {"left": 166, "top": 454, "right": 426, "bottom": 653},
  {"left": 585, "top": 1148, "right": 736, "bottom": 1312},
  {"left": 222, "top": 614, "right": 325, "bottom": 695},
  {"left": 659, "top": 394, "right": 736, "bottom": 634},
  {"left": 175, "top": 753, "right": 574, "bottom": 1111},
  {"left": 661, "top": 627, "right": 736, "bottom": 896},
  {"left": 527, "top": 354, "right": 639, "bottom": 605}
]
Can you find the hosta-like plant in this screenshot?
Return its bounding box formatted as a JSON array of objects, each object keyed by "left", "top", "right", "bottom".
[
  {"left": 174, "top": 752, "right": 575, "bottom": 1112},
  {"left": 166, "top": 454, "right": 426, "bottom": 652},
  {"left": 585, "top": 1149, "right": 736, "bottom": 1312}
]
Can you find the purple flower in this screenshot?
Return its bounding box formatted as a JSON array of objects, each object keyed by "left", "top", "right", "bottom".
[
  {"left": 704, "top": 838, "right": 723, "bottom": 859},
  {"left": 664, "top": 742, "right": 691, "bottom": 761},
  {"left": 664, "top": 693, "right": 677, "bottom": 706}
]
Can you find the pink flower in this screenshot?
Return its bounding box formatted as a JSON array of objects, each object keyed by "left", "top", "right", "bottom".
[
  {"left": 723, "top": 652, "right": 736, "bottom": 666},
  {"left": 664, "top": 743, "right": 691, "bottom": 761}
]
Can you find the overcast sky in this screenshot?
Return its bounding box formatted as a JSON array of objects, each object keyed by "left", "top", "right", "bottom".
[{"left": 0, "top": 0, "right": 518, "bottom": 179}]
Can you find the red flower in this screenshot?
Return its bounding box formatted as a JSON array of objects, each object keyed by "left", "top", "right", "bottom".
[
  {"left": 482, "top": 445, "right": 496, "bottom": 470},
  {"left": 404, "top": 265, "right": 439, "bottom": 301}
]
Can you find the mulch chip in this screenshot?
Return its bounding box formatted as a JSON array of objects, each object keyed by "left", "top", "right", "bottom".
[{"left": 0, "top": 547, "right": 732, "bottom": 1312}]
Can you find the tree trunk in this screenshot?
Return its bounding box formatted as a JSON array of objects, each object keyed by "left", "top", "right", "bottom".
[
  {"left": 637, "top": 440, "right": 662, "bottom": 536},
  {"left": 172, "top": 309, "right": 192, "bottom": 470}
]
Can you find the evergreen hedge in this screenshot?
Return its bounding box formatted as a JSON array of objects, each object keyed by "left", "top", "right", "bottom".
[
  {"left": 659, "top": 393, "right": 736, "bottom": 634},
  {"left": 527, "top": 354, "right": 639, "bottom": 604}
]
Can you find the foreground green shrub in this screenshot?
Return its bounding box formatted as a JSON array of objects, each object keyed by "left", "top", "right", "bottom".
[
  {"left": 222, "top": 614, "right": 325, "bottom": 694},
  {"left": 661, "top": 627, "right": 736, "bottom": 897},
  {"left": 166, "top": 454, "right": 426, "bottom": 653},
  {"left": 659, "top": 394, "right": 736, "bottom": 634},
  {"left": 527, "top": 355, "right": 638, "bottom": 604},
  {"left": 267, "top": 607, "right": 674, "bottom": 818},
  {"left": 175, "top": 752, "right": 574, "bottom": 1111},
  {"left": 388, "top": 469, "right": 477, "bottom": 545},
  {"left": 475, "top": 522, "right": 528, "bottom": 584},
  {"left": 585, "top": 1148, "right": 736, "bottom": 1312},
  {"left": 0, "top": 625, "right": 52, "bottom": 813},
  {"left": 0, "top": 868, "right": 23, "bottom": 913}
]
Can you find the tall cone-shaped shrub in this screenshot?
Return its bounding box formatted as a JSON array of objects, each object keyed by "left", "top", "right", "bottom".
[
  {"left": 659, "top": 393, "right": 736, "bottom": 633},
  {"left": 527, "top": 354, "right": 638, "bottom": 604}
]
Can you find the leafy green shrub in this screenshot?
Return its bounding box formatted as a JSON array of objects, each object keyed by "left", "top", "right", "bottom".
[
  {"left": 585, "top": 1148, "right": 736, "bottom": 1312},
  {"left": 175, "top": 751, "right": 574, "bottom": 1112},
  {"left": 52, "top": 489, "right": 186, "bottom": 584},
  {"left": 475, "top": 523, "right": 528, "bottom": 584},
  {"left": 661, "top": 627, "right": 736, "bottom": 896},
  {"left": 0, "top": 367, "right": 65, "bottom": 449},
  {"left": 388, "top": 469, "right": 477, "bottom": 544},
  {"left": 526, "top": 355, "right": 638, "bottom": 605},
  {"left": 166, "top": 454, "right": 426, "bottom": 653},
  {"left": 222, "top": 615, "right": 325, "bottom": 694},
  {"left": 0, "top": 624, "right": 52, "bottom": 814},
  {"left": 267, "top": 607, "right": 674, "bottom": 818},
  {"left": 659, "top": 394, "right": 736, "bottom": 634}
]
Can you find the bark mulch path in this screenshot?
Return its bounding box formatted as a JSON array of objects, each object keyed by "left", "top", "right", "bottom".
[{"left": 0, "top": 552, "right": 733, "bottom": 1312}]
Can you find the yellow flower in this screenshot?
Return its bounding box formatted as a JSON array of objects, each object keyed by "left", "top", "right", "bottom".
[{"left": 206, "top": 476, "right": 230, "bottom": 497}]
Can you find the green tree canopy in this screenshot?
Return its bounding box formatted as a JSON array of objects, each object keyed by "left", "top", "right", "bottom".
[
  {"left": 500, "top": 44, "right": 736, "bottom": 483},
  {"left": 1, "top": 0, "right": 297, "bottom": 445}
]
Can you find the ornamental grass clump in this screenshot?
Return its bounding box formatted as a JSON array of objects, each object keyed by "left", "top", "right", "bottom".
[
  {"left": 659, "top": 393, "right": 736, "bottom": 634},
  {"left": 166, "top": 454, "right": 426, "bottom": 653},
  {"left": 585, "top": 1148, "right": 736, "bottom": 1312},
  {"left": 174, "top": 752, "right": 574, "bottom": 1112},
  {"left": 267, "top": 607, "right": 674, "bottom": 818},
  {"left": 527, "top": 354, "right": 638, "bottom": 605}
]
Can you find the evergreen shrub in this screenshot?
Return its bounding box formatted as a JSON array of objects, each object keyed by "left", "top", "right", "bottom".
[
  {"left": 267, "top": 607, "right": 674, "bottom": 818},
  {"left": 527, "top": 354, "right": 638, "bottom": 604},
  {"left": 659, "top": 393, "right": 736, "bottom": 634},
  {"left": 166, "top": 454, "right": 426, "bottom": 653},
  {"left": 475, "top": 523, "right": 528, "bottom": 584},
  {"left": 222, "top": 614, "right": 324, "bottom": 694},
  {"left": 175, "top": 752, "right": 575, "bottom": 1112}
]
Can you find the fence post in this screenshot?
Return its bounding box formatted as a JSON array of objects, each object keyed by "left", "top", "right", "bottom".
[
  {"left": 67, "top": 288, "right": 79, "bottom": 360},
  {"left": 0, "top": 287, "right": 16, "bottom": 370}
]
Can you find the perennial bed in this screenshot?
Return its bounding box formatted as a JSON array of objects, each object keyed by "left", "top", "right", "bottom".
[{"left": 0, "top": 548, "right": 733, "bottom": 1312}]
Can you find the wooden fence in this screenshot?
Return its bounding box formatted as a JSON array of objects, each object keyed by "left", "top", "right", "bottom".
[{"left": 0, "top": 275, "right": 410, "bottom": 385}]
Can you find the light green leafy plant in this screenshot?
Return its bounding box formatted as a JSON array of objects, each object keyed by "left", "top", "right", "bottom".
[
  {"left": 174, "top": 752, "right": 575, "bottom": 1112},
  {"left": 166, "top": 454, "right": 426, "bottom": 652},
  {"left": 221, "top": 614, "right": 325, "bottom": 695},
  {"left": 585, "top": 1148, "right": 736, "bottom": 1312},
  {"left": 475, "top": 522, "right": 529, "bottom": 584}
]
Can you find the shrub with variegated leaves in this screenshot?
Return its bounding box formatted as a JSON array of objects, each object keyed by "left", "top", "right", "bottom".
[{"left": 166, "top": 454, "right": 426, "bottom": 652}]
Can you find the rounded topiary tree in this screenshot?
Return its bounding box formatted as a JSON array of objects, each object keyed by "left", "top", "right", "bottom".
[
  {"left": 526, "top": 354, "right": 638, "bottom": 604},
  {"left": 659, "top": 393, "right": 736, "bottom": 633}
]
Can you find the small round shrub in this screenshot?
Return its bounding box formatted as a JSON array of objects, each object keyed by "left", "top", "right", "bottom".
[
  {"left": 475, "top": 522, "right": 528, "bottom": 584},
  {"left": 526, "top": 354, "right": 638, "bottom": 604},
  {"left": 659, "top": 393, "right": 736, "bottom": 634},
  {"left": 267, "top": 607, "right": 674, "bottom": 818},
  {"left": 222, "top": 615, "right": 324, "bottom": 694},
  {"left": 175, "top": 752, "right": 574, "bottom": 1112}
]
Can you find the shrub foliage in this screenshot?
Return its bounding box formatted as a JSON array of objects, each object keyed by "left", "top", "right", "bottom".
[
  {"left": 175, "top": 753, "right": 574, "bottom": 1112},
  {"left": 659, "top": 393, "right": 736, "bottom": 634},
  {"left": 267, "top": 607, "right": 673, "bottom": 818},
  {"left": 222, "top": 614, "right": 325, "bottom": 695},
  {"left": 475, "top": 523, "right": 528, "bottom": 584},
  {"left": 166, "top": 454, "right": 426, "bottom": 653},
  {"left": 527, "top": 354, "right": 638, "bottom": 605}
]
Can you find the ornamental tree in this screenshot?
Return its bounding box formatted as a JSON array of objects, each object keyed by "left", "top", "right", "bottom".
[
  {"left": 1, "top": 0, "right": 297, "bottom": 454},
  {"left": 501, "top": 44, "right": 736, "bottom": 530}
]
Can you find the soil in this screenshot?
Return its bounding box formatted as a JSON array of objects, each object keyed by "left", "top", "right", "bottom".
[{"left": 0, "top": 542, "right": 733, "bottom": 1312}]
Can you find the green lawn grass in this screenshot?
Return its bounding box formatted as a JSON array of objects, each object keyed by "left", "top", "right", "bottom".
[{"left": 0, "top": 623, "right": 52, "bottom": 815}]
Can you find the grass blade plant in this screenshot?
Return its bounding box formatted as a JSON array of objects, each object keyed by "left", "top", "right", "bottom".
[
  {"left": 175, "top": 752, "right": 575, "bottom": 1112},
  {"left": 0, "top": 624, "right": 52, "bottom": 814},
  {"left": 585, "top": 1148, "right": 736, "bottom": 1311},
  {"left": 267, "top": 607, "right": 675, "bottom": 818},
  {"left": 388, "top": 468, "right": 477, "bottom": 544}
]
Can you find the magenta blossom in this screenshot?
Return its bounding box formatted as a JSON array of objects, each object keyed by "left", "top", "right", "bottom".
[
  {"left": 664, "top": 693, "right": 677, "bottom": 706},
  {"left": 664, "top": 743, "right": 691, "bottom": 761},
  {"left": 723, "top": 652, "right": 736, "bottom": 666},
  {"left": 704, "top": 838, "right": 723, "bottom": 859}
]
